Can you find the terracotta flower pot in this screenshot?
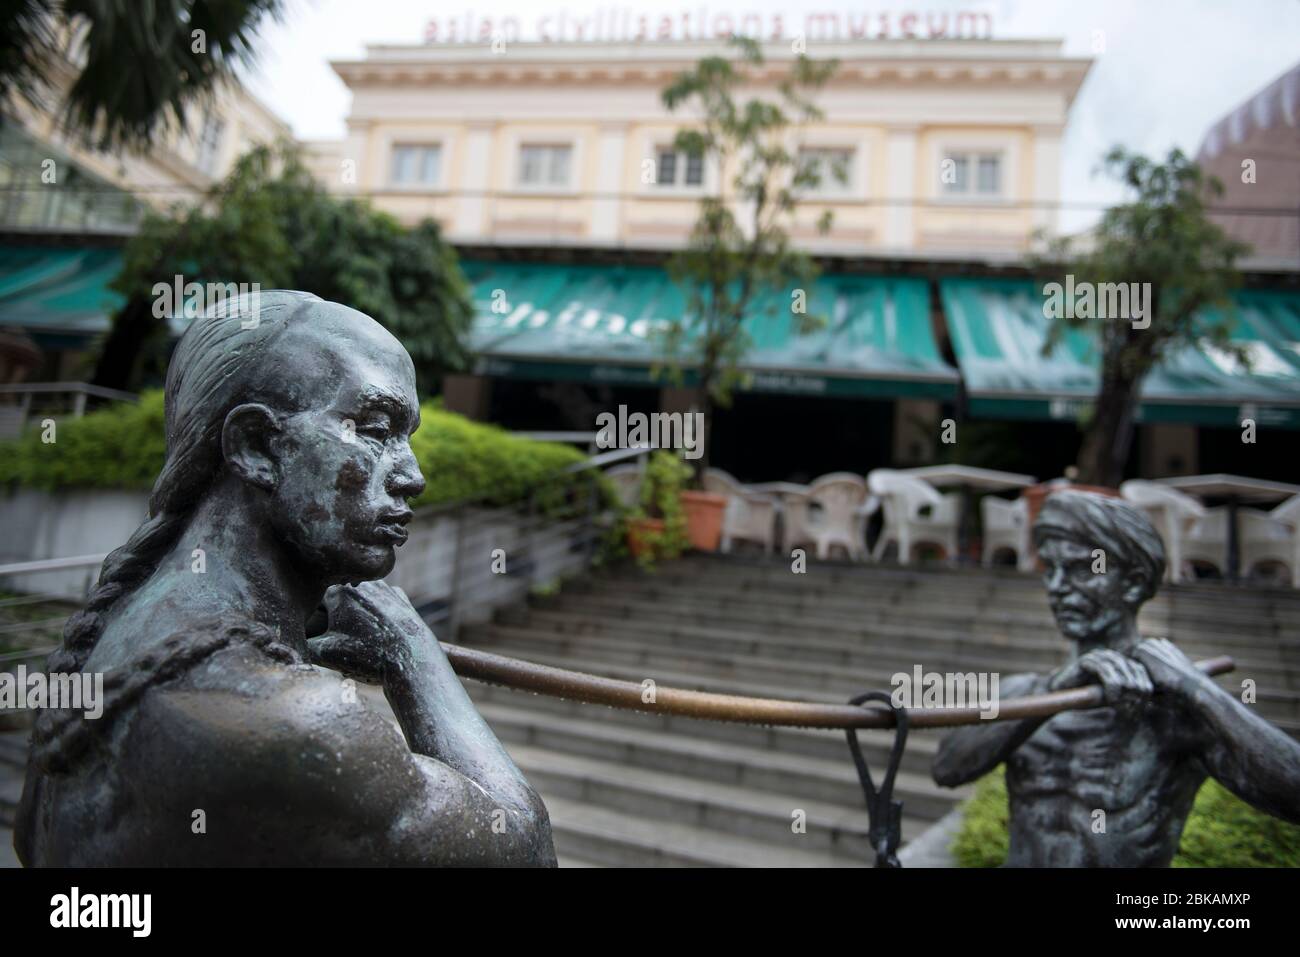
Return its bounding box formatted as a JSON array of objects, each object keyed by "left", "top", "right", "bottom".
[
  {"left": 626, "top": 517, "right": 665, "bottom": 559},
  {"left": 680, "top": 490, "right": 728, "bottom": 552}
]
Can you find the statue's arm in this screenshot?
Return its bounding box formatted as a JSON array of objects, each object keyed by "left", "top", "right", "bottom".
[
  {"left": 132, "top": 670, "right": 556, "bottom": 866},
  {"left": 932, "top": 673, "right": 1051, "bottom": 788},
  {"left": 310, "top": 580, "right": 544, "bottom": 828},
  {"left": 1135, "top": 637, "right": 1300, "bottom": 823},
  {"left": 380, "top": 629, "right": 544, "bottom": 826},
  {"left": 1183, "top": 677, "right": 1300, "bottom": 823}
]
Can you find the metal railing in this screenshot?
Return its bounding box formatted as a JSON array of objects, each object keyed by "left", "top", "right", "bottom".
[
  {"left": 0, "top": 445, "right": 651, "bottom": 669},
  {"left": 0, "top": 383, "right": 138, "bottom": 439}
]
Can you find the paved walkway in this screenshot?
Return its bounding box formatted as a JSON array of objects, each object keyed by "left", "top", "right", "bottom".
[{"left": 897, "top": 809, "right": 961, "bottom": 867}]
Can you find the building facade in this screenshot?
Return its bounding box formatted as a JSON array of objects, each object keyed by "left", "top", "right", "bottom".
[
  {"left": 314, "top": 37, "right": 1088, "bottom": 257},
  {"left": 0, "top": 30, "right": 292, "bottom": 383}
]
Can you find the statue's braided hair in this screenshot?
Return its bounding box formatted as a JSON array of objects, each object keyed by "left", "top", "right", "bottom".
[{"left": 51, "top": 290, "right": 324, "bottom": 674}]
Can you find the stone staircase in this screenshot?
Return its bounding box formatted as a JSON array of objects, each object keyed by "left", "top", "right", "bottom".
[
  {"left": 457, "top": 554, "right": 1300, "bottom": 867},
  {"left": 2, "top": 554, "right": 1296, "bottom": 869}
]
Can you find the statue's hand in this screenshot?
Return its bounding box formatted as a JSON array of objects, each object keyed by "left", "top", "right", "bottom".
[
  {"left": 308, "top": 581, "right": 429, "bottom": 684},
  {"left": 1133, "top": 638, "right": 1207, "bottom": 700},
  {"left": 1049, "top": 648, "right": 1152, "bottom": 716}
]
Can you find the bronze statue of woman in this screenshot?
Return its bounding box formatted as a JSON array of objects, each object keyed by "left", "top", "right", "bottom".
[{"left": 15, "top": 291, "right": 557, "bottom": 866}]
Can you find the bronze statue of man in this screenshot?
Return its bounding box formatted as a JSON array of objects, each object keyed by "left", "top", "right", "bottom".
[
  {"left": 932, "top": 489, "right": 1300, "bottom": 867},
  {"left": 15, "top": 290, "right": 557, "bottom": 866}
]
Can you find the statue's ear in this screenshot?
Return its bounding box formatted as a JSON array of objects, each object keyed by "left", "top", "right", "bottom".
[
  {"left": 221, "top": 403, "right": 282, "bottom": 491},
  {"left": 1121, "top": 570, "right": 1148, "bottom": 607}
]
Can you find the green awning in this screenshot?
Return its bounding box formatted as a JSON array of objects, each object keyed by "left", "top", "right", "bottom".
[
  {"left": 464, "top": 260, "right": 958, "bottom": 399},
  {"left": 0, "top": 246, "right": 125, "bottom": 338},
  {"left": 941, "top": 278, "right": 1300, "bottom": 429}
]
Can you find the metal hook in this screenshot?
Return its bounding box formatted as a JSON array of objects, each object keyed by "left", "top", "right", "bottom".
[{"left": 844, "top": 690, "right": 911, "bottom": 868}]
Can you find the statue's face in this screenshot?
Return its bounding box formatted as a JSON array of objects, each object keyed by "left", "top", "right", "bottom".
[
  {"left": 264, "top": 306, "right": 425, "bottom": 585},
  {"left": 1038, "top": 534, "right": 1137, "bottom": 644}
]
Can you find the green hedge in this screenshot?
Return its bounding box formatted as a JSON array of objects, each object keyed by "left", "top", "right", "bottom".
[
  {"left": 953, "top": 765, "right": 1300, "bottom": 867},
  {"left": 0, "top": 390, "right": 592, "bottom": 509}
]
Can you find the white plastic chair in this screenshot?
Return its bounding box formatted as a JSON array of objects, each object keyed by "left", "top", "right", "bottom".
[
  {"left": 1239, "top": 500, "right": 1298, "bottom": 584},
  {"left": 785, "top": 472, "right": 874, "bottom": 560},
  {"left": 605, "top": 464, "right": 643, "bottom": 509},
  {"left": 702, "top": 468, "right": 781, "bottom": 555},
  {"left": 868, "top": 469, "right": 960, "bottom": 564},
  {"left": 1270, "top": 496, "right": 1300, "bottom": 587},
  {"left": 1180, "top": 507, "right": 1229, "bottom": 578},
  {"left": 981, "top": 495, "right": 1031, "bottom": 571},
  {"left": 1119, "top": 480, "right": 1208, "bottom": 583}
]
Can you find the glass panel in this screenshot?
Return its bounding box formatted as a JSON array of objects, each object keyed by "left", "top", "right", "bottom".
[
  {"left": 519, "top": 145, "right": 542, "bottom": 184},
  {"left": 419, "top": 146, "right": 441, "bottom": 184},
  {"left": 684, "top": 152, "right": 704, "bottom": 185},
  {"left": 977, "top": 155, "right": 1000, "bottom": 194},
  {"left": 944, "top": 154, "right": 969, "bottom": 193},
  {"left": 197, "top": 113, "right": 225, "bottom": 175},
  {"left": 656, "top": 150, "right": 677, "bottom": 186},
  {"left": 390, "top": 146, "right": 411, "bottom": 183},
  {"left": 546, "top": 145, "right": 571, "bottom": 185}
]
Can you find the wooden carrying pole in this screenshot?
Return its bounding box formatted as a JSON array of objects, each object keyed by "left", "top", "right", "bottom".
[{"left": 442, "top": 643, "right": 1235, "bottom": 731}]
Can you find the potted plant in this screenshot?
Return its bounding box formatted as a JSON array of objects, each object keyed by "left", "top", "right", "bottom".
[
  {"left": 657, "top": 38, "right": 840, "bottom": 549},
  {"left": 680, "top": 486, "right": 728, "bottom": 552},
  {"left": 625, "top": 451, "right": 691, "bottom": 566}
]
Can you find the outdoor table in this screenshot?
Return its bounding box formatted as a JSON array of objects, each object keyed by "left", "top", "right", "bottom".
[
  {"left": 901, "top": 465, "right": 1038, "bottom": 563},
  {"left": 1155, "top": 473, "right": 1300, "bottom": 582}
]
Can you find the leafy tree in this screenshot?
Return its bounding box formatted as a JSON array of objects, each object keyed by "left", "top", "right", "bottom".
[
  {"left": 1037, "top": 147, "right": 1249, "bottom": 487},
  {"left": 659, "top": 36, "right": 841, "bottom": 478},
  {"left": 0, "top": 0, "right": 284, "bottom": 149},
  {"left": 91, "top": 142, "right": 474, "bottom": 394}
]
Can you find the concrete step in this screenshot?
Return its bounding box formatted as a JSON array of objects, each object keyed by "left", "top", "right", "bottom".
[
  {"left": 542, "top": 795, "right": 863, "bottom": 867},
  {"left": 599, "top": 557, "right": 1300, "bottom": 628},
  {"left": 515, "top": 604, "right": 1069, "bottom": 664},
  {"left": 471, "top": 623, "right": 1031, "bottom": 697},
  {"left": 0, "top": 732, "right": 28, "bottom": 769},
  {"left": 555, "top": 587, "right": 1300, "bottom": 652},
  {"left": 464, "top": 680, "right": 944, "bottom": 775},
  {"left": 474, "top": 698, "right": 962, "bottom": 818},
  {"left": 493, "top": 607, "right": 1300, "bottom": 687},
  {"left": 641, "top": 554, "right": 1300, "bottom": 607},
  {"left": 508, "top": 742, "right": 929, "bottom": 862},
  {"left": 0, "top": 763, "right": 22, "bottom": 828}
]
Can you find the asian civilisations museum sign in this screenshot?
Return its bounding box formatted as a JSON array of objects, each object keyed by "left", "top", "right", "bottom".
[{"left": 422, "top": 6, "right": 995, "bottom": 45}]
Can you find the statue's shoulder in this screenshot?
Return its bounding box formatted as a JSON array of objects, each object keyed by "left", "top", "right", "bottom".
[
  {"left": 119, "top": 620, "right": 418, "bottom": 822},
  {"left": 128, "top": 617, "right": 387, "bottom": 741}
]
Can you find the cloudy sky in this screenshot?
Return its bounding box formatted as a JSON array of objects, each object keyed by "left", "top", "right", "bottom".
[{"left": 241, "top": 0, "right": 1300, "bottom": 232}]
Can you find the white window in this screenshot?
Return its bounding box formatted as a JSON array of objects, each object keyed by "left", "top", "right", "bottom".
[
  {"left": 390, "top": 144, "right": 442, "bottom": 186},
  {"left": 195, "top": 112, "right": 225, "bottom": 176},
  {"left": 942, "top": 151, "right": 1003, "bottom": 196},
  {"left": 797, "top": 147, "right": 855, "bottom": 196},
  {"left": 518, "top": 144, "right": 572, "bottom": 187},
  {"left": 654, "top": 148, "right": 704, "bottom": 188}
]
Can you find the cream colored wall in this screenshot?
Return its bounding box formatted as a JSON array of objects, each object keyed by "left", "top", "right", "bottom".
[
  {"left": 328, "top": 50, "right": 1080, "bottom": 254},
  {"left": 7, "top": 65, "right": 291, "bottom": 215},
  {"left": 913, "top": 125, "right": 1037, "bottom": 252},
  {"left": 352, "top": 115, "right": 1044, "bottom": 252}
]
